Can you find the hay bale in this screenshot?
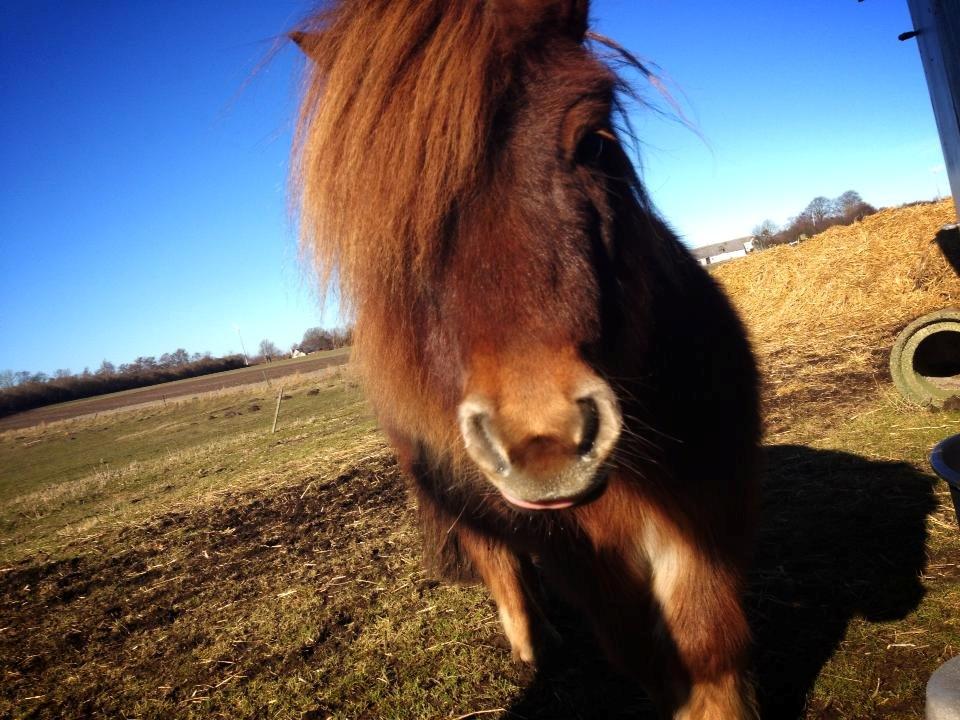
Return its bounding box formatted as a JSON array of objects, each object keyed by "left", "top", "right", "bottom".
[{"left": 711, "top": 199, "right": 960, "bottom": 429}]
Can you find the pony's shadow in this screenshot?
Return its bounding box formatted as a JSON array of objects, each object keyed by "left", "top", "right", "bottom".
[{"left": 505, "top": 444, "right": 937, "bottom": 719}]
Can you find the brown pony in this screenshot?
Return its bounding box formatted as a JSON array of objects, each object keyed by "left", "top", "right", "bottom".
[{"left": 291, "top": 1, "right": 759, "bottom": 717}]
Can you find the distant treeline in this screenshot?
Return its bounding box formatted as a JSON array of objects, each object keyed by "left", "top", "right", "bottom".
[
  {"left": 753, "top": 190, "right": 877, "bottom": 249},
  {"left": 293, "top": 327, "right": 353, "bottom": 355},
  {"left": 2, "top": 327, "right": 356, "bottom": 418},
  {"left": 0, "top": 352, "right": 246, "bottom": 418}
]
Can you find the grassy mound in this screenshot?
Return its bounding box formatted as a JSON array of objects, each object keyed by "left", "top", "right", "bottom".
[{"left": 713, "top": 199, "right": 959, "bottom": 431}]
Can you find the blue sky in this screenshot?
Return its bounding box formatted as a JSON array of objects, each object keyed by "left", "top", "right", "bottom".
[{"left": 0, "top": 1, "right": 945, "bottom": 376}]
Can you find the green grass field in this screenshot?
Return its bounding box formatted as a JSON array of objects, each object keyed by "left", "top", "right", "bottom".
[{"left": 0, "top": 365, "right": 958, "bottom": 719}]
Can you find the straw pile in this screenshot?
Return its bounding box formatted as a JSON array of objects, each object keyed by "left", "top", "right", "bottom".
[{"left": 711, "top": 198, "right": 959, "bottom": 431}]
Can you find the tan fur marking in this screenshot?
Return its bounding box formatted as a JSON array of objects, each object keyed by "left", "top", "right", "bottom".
[
  {"left": 638, "top": 506, "right": 755, "bottom": 718},
  {"left": 458, "top": 527, "right": 540, "bottom": 664}
]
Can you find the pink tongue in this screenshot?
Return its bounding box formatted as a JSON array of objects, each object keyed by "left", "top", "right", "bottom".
[{"left": 501, "top": 490, "right": 577, "bottom": 511}]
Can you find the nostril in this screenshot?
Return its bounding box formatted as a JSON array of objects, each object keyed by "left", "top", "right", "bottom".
[
  {"left": 575, "top": 384, "right": 622, "bottom": 464},
  {"left": 472, "top": 412, "right": 510, "bottom": 475},
  {"left": 576, "top": 397, "right": 601, "bottom": 459},
  {"left": 459, "top": 401, "right": 511, "bottom": 477}
]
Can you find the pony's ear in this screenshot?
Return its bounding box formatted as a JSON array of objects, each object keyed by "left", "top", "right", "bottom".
[
  {"left": 288, "top": 30, "right": 321, "bottom": 61},
  {"left": 492, "top": 0, "right": 589, "bottom": 41}
]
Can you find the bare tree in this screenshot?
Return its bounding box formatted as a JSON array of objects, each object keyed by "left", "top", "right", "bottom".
[
  {"left": 751, "top": 220, "right": 779, "bottom": 250},
  {"left": 803, "top": 196, "right": 834, "bottom": 230},
  {"left": 299, "top": 327, "right": 333, "bottom": 353},
  {"left": 834, "top": 190, "right": 875, "bottom": 223},
  {"left": 258, "top": 339, "right": 281, "bottom": 361},
  {"left": 836, "top": 190, "right": 863, "bottom": 213},
  {"left": 131, "top": 357, "right": 157, "bottom": 372}
]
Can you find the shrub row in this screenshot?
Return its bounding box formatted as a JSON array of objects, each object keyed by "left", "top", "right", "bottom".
[{"left": 0, "top": 355, "right": 247, "bottom": 418}]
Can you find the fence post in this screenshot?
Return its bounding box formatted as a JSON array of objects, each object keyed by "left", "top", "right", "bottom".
[{"left": 271, "top": 386, "right": 284, "bottom": 434}]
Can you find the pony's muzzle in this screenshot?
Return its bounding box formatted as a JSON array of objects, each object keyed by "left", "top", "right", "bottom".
[{"left": 458, "top": 380, "right": 621, "bottom": 510}]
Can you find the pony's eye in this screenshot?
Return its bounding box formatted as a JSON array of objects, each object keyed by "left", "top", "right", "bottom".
[{"left": 574, "top": 129, "right": 616, "bottom": 166}]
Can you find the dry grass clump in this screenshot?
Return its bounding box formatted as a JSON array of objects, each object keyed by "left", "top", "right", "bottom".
[{"left": 713, "top": 198, "right": 959, "bottom": 430}]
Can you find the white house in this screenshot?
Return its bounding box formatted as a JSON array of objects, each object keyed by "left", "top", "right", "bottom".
[{"left": 691, "top": 236, "right": 756, "bottom": 266}]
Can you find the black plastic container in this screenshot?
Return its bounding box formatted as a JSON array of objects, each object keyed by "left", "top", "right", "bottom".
[{"left": 931, "top": 433, "right": 960, "bottom": 527}]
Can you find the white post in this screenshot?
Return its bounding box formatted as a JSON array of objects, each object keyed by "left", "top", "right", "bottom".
[{"left": 271, "top": 386, "right": 284, "bottom": 434}]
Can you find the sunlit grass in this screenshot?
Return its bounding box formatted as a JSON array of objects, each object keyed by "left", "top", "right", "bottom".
[{"left": 0, "top": 369, "right": 957, "bottom": 718}]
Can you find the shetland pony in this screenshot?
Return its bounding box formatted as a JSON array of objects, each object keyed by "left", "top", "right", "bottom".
[{"left": 291, "top": 2, "right": 760, "bottom": 717}]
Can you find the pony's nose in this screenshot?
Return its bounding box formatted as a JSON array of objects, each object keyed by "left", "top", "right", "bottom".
[{"left": 457, "top": 380, "right": 621, "bottom": 486}]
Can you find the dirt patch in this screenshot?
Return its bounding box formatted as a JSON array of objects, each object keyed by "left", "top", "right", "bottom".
[{"left": 0, "top": 454, "right": 414, "bottom": 719}]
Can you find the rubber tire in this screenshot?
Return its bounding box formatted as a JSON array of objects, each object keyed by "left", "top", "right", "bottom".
[{"left": 889, "top": 308, "right": 960, "bottom": 408}]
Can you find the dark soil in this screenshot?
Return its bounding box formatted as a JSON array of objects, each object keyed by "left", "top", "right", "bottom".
[{"left": 0, "top": 455, "right": 411, "bottom": 719}]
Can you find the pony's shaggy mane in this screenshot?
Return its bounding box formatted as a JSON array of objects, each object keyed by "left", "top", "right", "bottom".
[
  {"left": 293, "top": 1, "right": 510, "bottom": 308},
  {"left": 291, "top": 1, "right": 663, "bottom": 312}
]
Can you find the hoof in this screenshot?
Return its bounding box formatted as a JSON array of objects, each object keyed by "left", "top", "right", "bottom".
[{"left": 509, "top": 620, "right": 562, "bottom": 666}]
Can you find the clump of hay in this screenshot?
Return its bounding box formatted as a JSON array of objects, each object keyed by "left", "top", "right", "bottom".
[{"left": 712, "top": 198, "right": 959, "bottom": 430}]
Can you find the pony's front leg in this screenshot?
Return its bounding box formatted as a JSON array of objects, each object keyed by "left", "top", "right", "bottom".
[
  {"left": 642, "top": 513, "right": 757, "bottom": 720},
  {"left": 391, "top": 431, "right": 557, "bottom": 665},
  {"left": 458, "top": 526, "right": 556, "bottom": 664}
]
